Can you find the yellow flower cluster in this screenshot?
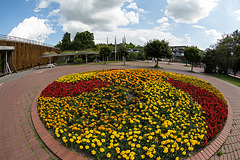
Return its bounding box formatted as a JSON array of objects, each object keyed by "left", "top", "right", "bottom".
[
  {"left": 56, "top": 71, "right": 97, "bottom": 83},
  {"left": 162, "top": 71, "right": 227, "bottom": 104},
  {"left": 38, "top": 69, "right": 208, "bottom": 160}
]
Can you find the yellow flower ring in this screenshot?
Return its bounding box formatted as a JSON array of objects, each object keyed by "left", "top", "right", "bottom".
[{"left": 37, "top": 69, "right": 227, "bottom": 160}]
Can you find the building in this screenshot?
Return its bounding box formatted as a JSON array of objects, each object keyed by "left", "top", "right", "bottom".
[
  {"left": 0, "top": 34, "right": 60, "bottom": 75},
  {"left": 170, "top": 46, "right": 186, "bottom": 62}
]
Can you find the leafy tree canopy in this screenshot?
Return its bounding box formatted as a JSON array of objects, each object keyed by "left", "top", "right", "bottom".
[
  {"left": 184, "top": 46, "right": 202, "bottom": 72},
  {"left": 99, "top": 46, "right": 111, "bottom": 64},
  {"left": 144, "top": 39, "right": 171, "bottom": 67}
]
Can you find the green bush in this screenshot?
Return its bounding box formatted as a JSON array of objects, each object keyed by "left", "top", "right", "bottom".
[
  {"left": 74, "top": 55, "right": 83, "bottom": 63},
  {"left": 127, "top": 52, "right": 138, "bottom": 61},
  {"left": 56, "top": 57, "right": 66, "bottom": 65}
]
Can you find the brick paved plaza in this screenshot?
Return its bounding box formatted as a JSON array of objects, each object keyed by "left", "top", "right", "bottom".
[{"left": 0, "top": 62, "right": 239, "bottom": 160}]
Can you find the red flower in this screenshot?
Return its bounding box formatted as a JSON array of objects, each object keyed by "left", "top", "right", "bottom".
[
  {"left": 167, "top": 78, "right": 228, "bottom": 145},
  {"left": 40, "top": 79, "right": 112, "bottom": 98}
]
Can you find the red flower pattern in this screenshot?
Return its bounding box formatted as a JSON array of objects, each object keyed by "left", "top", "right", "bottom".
[
  {"left": 167, "top": 78, "right": 228, "bottom": 145},
  {"left": 40, "top": 79, "right": 112, "bottom": 98}
]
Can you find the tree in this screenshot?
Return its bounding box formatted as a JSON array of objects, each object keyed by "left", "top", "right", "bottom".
[
  {"left": 184, "top": 46, "right": 202, "bottom": 72},
  {"left": 215, "top": 35, "right": 232, "bottom": 74},
  {"left": 72, "top": 31, "right": 95, "bottom": 50},
  {"left": 117, "top": 44, "right": 128, "bottom": 65},
  {"left": 144, "top": 39, "right": 171, "bottom": 67},
  {"left": 202, "top": 49, "right": 217, "bottom": 73},
  {"left": 58, "top": 32, "right": 71, "bottom": 50},
  {"left": 99, "top": 46, "right": 111, "bottom": 64},
  {"left": 166, "top": 52, "right": 173, "bottom": 64},
  {"left": 128, "top": 52, "right": 138, "bottom": 61},
  {"left": 231, "top": 30, "right": 240, "bottom": 75}
]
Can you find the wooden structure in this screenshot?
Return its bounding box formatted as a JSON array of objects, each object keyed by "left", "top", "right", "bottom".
[{"left": 0, "top": 34, "right": 60, "bottom": 74}]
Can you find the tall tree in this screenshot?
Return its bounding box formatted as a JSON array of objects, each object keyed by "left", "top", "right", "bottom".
[
  {"left": 184, "top": 46, "right": 202, "bottom": 72},
  {"left": 59, "top": 32, "right": 71, "bottom": 50},
  {"left": 117, "top": 44, "right": 128, "bottom": 65},
  {"left": 99, "top": 46, "right": 111, "bottom": 64},
  {"left": 215, "top": 35, "right": 232, "bottom": 74},
  {"left": 72, "top": 31, "right": 95, "bottom": 50},
  {"left": 202, "top": 49, "right": 217, "bottom": 73},
  {"left": 231, "top": 30, "right": 240, "bottom": 75},
  {"left": 144, "top": 39, "right": 171, "bottom": 67}
]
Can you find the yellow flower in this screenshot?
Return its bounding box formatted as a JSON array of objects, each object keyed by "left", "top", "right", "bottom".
[
  {"left": 91, "top": 150, "right": 96, "bottom": 155},
  {"left": 106, "top": 153, "right": 111, "bottom": 158},
  {"left": 163, "top": 147, "right": 168, "bottom": 153},
  {"left": 141, "top": 155, "right": 145, "bottom": 159},
  {"left": 91, "top": 143, "right": 95, "bottom": 148},
  {"left": 136, "top": 144, "right": 141, "bottom": 148},
  {"left": 100, "top": 148, "right": 105, "bottom": 152}
]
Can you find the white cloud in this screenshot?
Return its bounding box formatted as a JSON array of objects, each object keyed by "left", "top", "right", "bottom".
[
  {"left": 165, "top": 0, "right": 220, "bottom": 24},
  {"left": 192, "top": 25, "right": 205, "bottom": 29},
  {"left": 48, "top": 9, "right": 60, "bottom": 17},
  {"left": 205, "top": 29, "right": 222, "bottom": 43},
  {"left": 42, "top": 0, "right": 135, "bottom": 32},
  {"left": 35, "top": 0, "right": 149, "bottom": 33},
  {"left": 157, "top": 17, "right": 168, "bottom": 23},
  {"left": 34, "top": 0, "right": 51, "bottom": 12},
  {"left": 235, "top": 10, "right": 240, "bottom": 21},
  {"left": 8, "top": 16, "right": 56, "bottom": 42},
  {"left": 126, "top": 2, "right": 138, "bottom": 10},
  {"left": 125, "top": 11, "right": 139, "bottom": 24},
  {"left": 156, "top": 17, "right": 170, "bottom": 31}
]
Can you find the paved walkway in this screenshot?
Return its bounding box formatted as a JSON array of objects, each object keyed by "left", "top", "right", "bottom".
[{"left": 0, "top": 62, "right": 239, "bottom": 160}]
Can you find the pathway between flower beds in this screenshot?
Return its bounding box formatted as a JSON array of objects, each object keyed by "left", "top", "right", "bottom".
[{"left": 0, "top": 62, "right": 239, "bottom": 160}]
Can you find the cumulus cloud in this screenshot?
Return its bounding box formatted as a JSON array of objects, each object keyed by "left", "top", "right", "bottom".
[
  {"left": 192, "top": 25, "right": 205, "bottom": 29},
  {"left": 165, "top": 0, "right": 220, "bottom": 24},
  {"left": 34, "top": 0, "right": 51, "bottom": 12},
  {"left": 35, "top": 0, "right": 146, "bottom": 33},
  {"left": 235, "top": 10, "right": 240, "bottom": 21},
  {"left": 8, "top": 16, "right": 56, "bottom": 42},
  {"left": 157, "top": 17, "right": 168, "bottom": 23},
  {"left": 156, "top": 17, "right": 170, "bottom": 31},
  {"left": 126, "top": 2, "right": 138, "bottom": 10},
  {"left": 125, "top": 11, "right": 139, "bottom": 24},
  {"left": 205, "top": 29, "right": 222, "bottom": 43},
  {"left": 48, "top": 9, "right": 60, "bottom": 17}
]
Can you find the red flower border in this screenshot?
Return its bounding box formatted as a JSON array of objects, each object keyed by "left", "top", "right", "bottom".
[{"left": 167, "top": 78, "right": 228, "bottom": 145}]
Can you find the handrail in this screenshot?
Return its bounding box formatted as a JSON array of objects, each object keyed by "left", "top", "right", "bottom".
[{"left": 0, "top": 34, "right": 57, "bottom": 48}]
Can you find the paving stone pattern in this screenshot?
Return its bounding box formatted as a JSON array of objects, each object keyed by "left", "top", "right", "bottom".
[{"left": 0, "top": 62, "right": 239, "bottom": 160}]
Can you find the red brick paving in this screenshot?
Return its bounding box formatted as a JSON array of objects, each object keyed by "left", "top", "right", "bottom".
[{"left": 1, "top": 62, "right": 239, "bottom": 160}]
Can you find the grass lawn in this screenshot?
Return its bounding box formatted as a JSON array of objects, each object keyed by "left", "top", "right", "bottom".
[{"left": 208, "top": 73, "right": 240, "bottom": 87}]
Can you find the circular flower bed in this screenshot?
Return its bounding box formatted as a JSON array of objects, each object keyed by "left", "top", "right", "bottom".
[{"left": 37, "top": 69, "right": 228, "bottom": 160}]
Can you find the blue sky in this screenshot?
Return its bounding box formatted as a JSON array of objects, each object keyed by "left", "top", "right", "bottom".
[{"left": 1, "top": 0, "right": 240, "bottom": 50}]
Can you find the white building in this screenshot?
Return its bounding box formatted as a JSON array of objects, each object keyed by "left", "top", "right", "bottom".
[{"left": 170, "top": 46, "right": 186, "bottom": 62}]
